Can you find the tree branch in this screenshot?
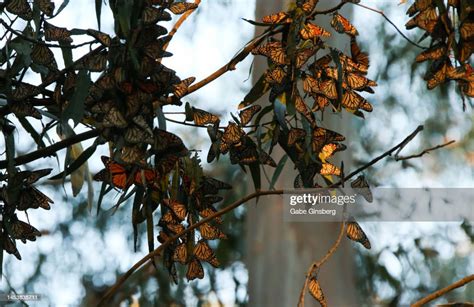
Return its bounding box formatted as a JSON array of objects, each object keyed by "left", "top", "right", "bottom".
[
  {"left": 185, "top": 26, "right": 282, "bottom": 96},
  {"left": 330, "top": 125, "right": 424, "bottom": 186},
  {"left": 0, "top": 19, "right": 97, "bottom": 49},
  {"left": 97, "top": 189, "right": 284, "bottom": 306},
  {"left": 395, "top": 140, "right": 455, "bottom": 161},
  {"left": 297, "top": 221, "right": 346, "bottom": 307},
  {"left": 161, "top": 0, "right": 201, "bottom": 54},
  {"left": 354, "top": 3, "right": 427, "bottom": 49},
  {"left": 411, "top": 274, "right": 474, "bottom": 307},
  {"left": 0, "top": 129, "right": 100, "bottom": 169}
]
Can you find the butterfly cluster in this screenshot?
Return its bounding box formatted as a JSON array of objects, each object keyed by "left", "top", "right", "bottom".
[
  {"left": 0, "top": 168, "right": 52, "bottom": 260},
  {"left": 405, "top": 0, "right": 474, "bottom": 98}
]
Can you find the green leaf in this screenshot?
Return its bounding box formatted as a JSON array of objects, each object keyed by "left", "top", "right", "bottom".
[
  {"left": 254, "top": 105, "right": 273, "bottom": 126},
  {"left": 238, "top": 73, "right": 270, "bottom": 109},
  {"left": 18, "top": 117, "right": 46, "bottom": 148},
  {"left": 95, "top": 0, "right": 102, "bottom": 30},
  {"left": 270, "top": 154, "right": 288, "bottom": 190},
  {"left": 248, "top": 162, "right": 261, "bottom": 193},
  {"left": 62, "top": 69, "right": 90, "bottom": 126},
  {"left": 52, "top": 0, "right": 70, "bottom": 17},
  {"left": 60, "top": 44, "right": 73, "bottom": 67},
  {"left": 274, "top": 97, "right": 288, "bottom": 130},
  {"left": 155, "top": 106, "right": 167, "bottom": 130},
  {"left": 49, "top": 141, "right": 98, "bottom": 180}
]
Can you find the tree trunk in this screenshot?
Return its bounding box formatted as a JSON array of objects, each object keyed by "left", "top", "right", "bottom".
[{"left": 245, "top": 1, "right": 360, "bottom": 306}]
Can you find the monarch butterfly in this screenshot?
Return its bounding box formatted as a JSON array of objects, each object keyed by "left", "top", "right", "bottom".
[
  {"left": 405, "top": 7, "right": 438, "bottom": 33},
  {"left": 265, "top": 67, "right": 286, "bottom": 84},
  {"left": 17, "top": 168, "right": 52, "bottom": 185},
  {"left": 103, "top": 107, "right": 128, "bottom": 129},
  {"left": 415, "top": 44, "right": 446, "bottom": 63},
  {"left": 311, "top": 94, "right": 330, "bottom": 112},
  {"left": 407, "top": 0, "right": 433, "bottom": 16},
  {"left": 192, "top": 108, "right": 220, "bottom": 126},
  {"left": 201, "top": 176, "right": 232, "bottom": 193},
  {"left": 11, "top": 82, "right": 40, "bottom": 101},
  {"left": 163, "top": 199, "right": 187, "bottom": 221},
  {"left": 288, "top": 128, "right": 306, "bottom": 146},
  {"left": 156, "top": 154, "right": 179, "bottom": 176},
  {"left": 299, "top": 23, "right": 331, "bottom": 41},
  {"left": 173, "top": 77, "right": 196, "bottom": 98},
  {"left": 253, "top": 42, "right": 288, "bottom": 65},
  {"left": 295, "top": 94, "right": 316, "bottom": 126},
  {"left": 239, "top": 105, "right": 261, "bottom": 126},
  {"left": 153, "top": 129, "right": 187, "bottom": 155},
  {"left": 331, "top": 13, "right": 358, "bottom": 36},
  {"left": 312, "top": 127, "right": 345, "bottom": 152},
  {"left": 350, "top": 37, "right": 369, "bottom": 68},
  {"left": 460, "top": 22, "right": 474, "bottom": 40},
  {"left": 76, "top": 51, "right": 108, "bottom": 72},
  {"left": 193, "top": 240, "right": 215, "bottom": 261},
  {"left": 346, "top": 218, "right": 371, "bottom": 249},
  {"left": 426, "top": 61, "right": 447, "bottom": 89},
  {"left": 458, "top": 40, "right": 474, "bottom": 63},
  {"left": 169, "top": 2, "right": 198, "bottom": 15},
  {"left": 318, "top": 79, "right": 338, "bottom": 99},
  {"left": 296, "top": 47, "right": 318, "bottom": 69},
  {"left": 320, "top": 163, "right": 341, "bottom": 176},
  {"left": 37, "top": 0, "right": 55, "bottom": 17},
  {"left": 199, "top": 223, "right": 226, "bottom": 240},
  {"left": 167, "top": 223, "right": 186, "bottom": 234},
  {"left": 259, "top": 150, "right": 277, "bottom": 167},
  {"left": 9, "top": 102, "right": 42, "bottom": 119},
  {"left": 199, "top": 207, "right": 223, "bottom": 224},
  {"left": 6, "top": 0, "right": 33, "bottom": 20},
  {"left": 262, "top": 11, "right": 292, "bottom": 24},
  {"left": 159, "top": 211, "right": 179, "bottom": 226},
  {"left": 230, "top": 145, "right": 257, "bottom": 165},
  {"left": 173, "top": 243, "right": 188, "bottom": 264},
  {"left": 2, "top": 233, "right": 21, "bottom": 260},
  {"left": 342, "top": 90, "right": 373, "bottom": 112},
  {"left": 10, "top": 216, "right": 42, "bottom": 243},
  {"left": 220, "top": 122, "right": 244, "bottom": 153},
  {"left": 186, "top": 258, "right": 204, "bottom": 281},
  {"left": 303, "top": 75, "right": 320, "bottom": 94},
  {"left": 207, "top": 256, "right": 220, "bottom": 268},
  {"left": 301, "top": 0, "right": 318, "bottom": 14},
  {"left": 17, "top": 186, "right": 53, "bottom": 211},
  {"left": 124, "top": 126, "right": 154, "bottom": 144},
  {"left": 44, "top": 22, "right": 72, "bottom": 43},
  {"left": 346, "top": 73, "right": 377, "bottom": 90},
  {"left": 318, "top": 143, "right": 342, "bottom": 162},
  {"left": 351, "top": 175, "right": 373, "bottom": 202},
  {"left": 143, "top": 6, "right": 163, "bottom": 25},
  {"left": 308, "top": 277, "right": 327, "bottom": 307},
  {"left": 87, "top": 29, "right": 111, "bottom": 47},
  {"left": 31, "top": 44, "right": 57, "bottom": 69}
]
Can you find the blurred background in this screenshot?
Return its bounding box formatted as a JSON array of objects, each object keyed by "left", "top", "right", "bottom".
[{"left": 0, "top": 0, "right": 473, "bottom": 306}]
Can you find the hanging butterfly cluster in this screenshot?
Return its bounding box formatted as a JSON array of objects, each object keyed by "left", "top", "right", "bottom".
[
  {"left": 405, "top": 0, "right": 474, "bottom": 98},
  {"left": 0, "top": 168, "right": 52, "bottom": 260}
]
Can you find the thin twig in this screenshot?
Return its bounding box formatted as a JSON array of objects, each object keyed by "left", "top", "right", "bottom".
[
  {"left": 0, "top": 19, "right": 97, "bottom": 49},
  {"left": 354, "top": 3, "right": 427, "bottom": 49},
  {"left": 161, "top": 0, "right": 201, "bottom": 54},
  {"left": 185, "top": 26, "right": 282, "bottom": 96},
  {"left": 395, "top": 140, "right": 455, "bottom": 161},
  {"left": 297, "top": 221, "right": 346, "bottom": 307},
  {"left": 411, "top": 274, "right": 474, "bottom": 307},
  {"left": 165, "top": 116, "right": 275, "bottom": 129},
  {"left": 97, "top": 189, "right": 284, "bottom": 306},
  {"left": 0, "top": 129, "right": 100, "bottom": 169},
  {"left": 309, "top": 1, "right": 347, "bottom": 18},
  {"left": 330, "top": 125, "right": 424, "bottom": 186}
]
